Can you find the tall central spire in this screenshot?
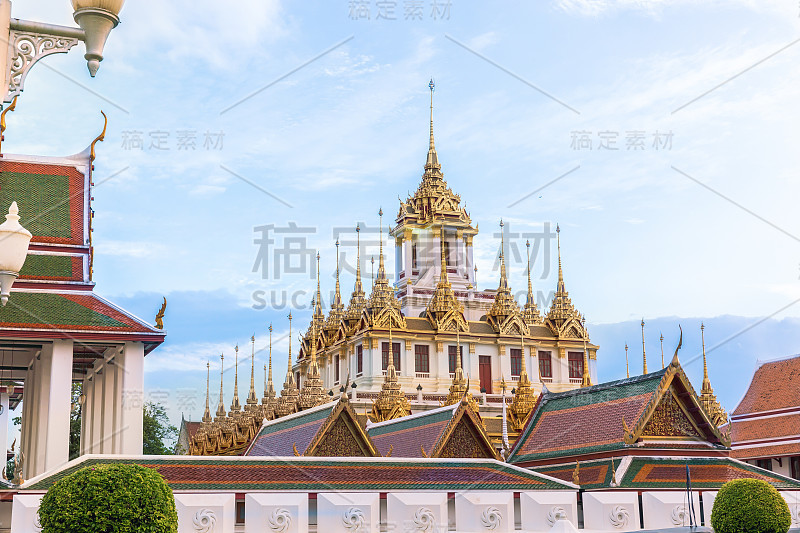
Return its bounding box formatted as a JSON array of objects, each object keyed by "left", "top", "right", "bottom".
[
  {"left": 429, "top": 78, "right": 435, "bottom": 150},
  {"left": 522, "top": 239, "right": 542, "bottom": 325},
  {"left": 424, "top": 78, "right": 442, "bottom": 179},
  {"left": 556, "top": 224, "right": 565, "bottom": 292},
  {"left": 641, "top": 319, "right": 648, "bottom": 375}
]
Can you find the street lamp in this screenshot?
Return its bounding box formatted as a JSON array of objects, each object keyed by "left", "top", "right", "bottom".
[
  {"left": 0, "top": 0, "right": 126, "bottom": 103},
  {"left": 0, "top": 201, "right": 32, "bottom": 306}
]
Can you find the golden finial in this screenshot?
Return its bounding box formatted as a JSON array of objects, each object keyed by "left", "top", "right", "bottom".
[
  {"left": 429, "top": 78, "right": 435, "bottom": 150},
  {"left": 90, "top": 110, "right": 108, "bottom": 163},
  {"left": 334, "top": 239, "right": 341, "bottom": 301},
  {"left": 202, "top": 361, "right": 211, "bottom": 423},
  {"left": 288, "top": 312, "right": 293, "bottom": 371},
  {"left": 526, "top": 239, "right": 533, "bottom": 305},
  {"left": 247, "top": 334, "right": 257, "bottom": 405},
  {"left": 371, "top": 256, "right": 375, "bottom": 289},
  {"left": 581, "top": 317, "right": 592, "bottom": 387},
  {"left": 216, "top": 353, "right": 226, "bottom": 419},
  {"left": 0, "top": 95, "right": 18, "bottom": 154},
  {"left": 155, "top": 297, "right": 167, "bottom": 329},
  {"left": 660, "top": 332, "right": 665, "bottom": 369},
  {"left": 293, "top": 443, "right": 301, "bottom": 456},
  {"left": 474, "top": 264, "right": 478, "bottom": 289},
  {"left": 267, "top": 323, "right": 273, "bottom": 394},
  {"left": 701, "top": 322, "right": 709, "bottom": 385},
  {"left": 641, "top": 318, "right": 648, "bottom": 375},
  {"left": 625, "top": 343, "right": 629, "bottom": 378},
  {"left": 314, "top": 251, "right": 322, "bottom": 316},
  {"left": 572, "top": 461, "right": 580, "bottom": 485},
  {"left": 556, "top": 224, "right": 564, "bottom": 290},
  {"left": 377, "top": 207, "right": 386, "bottom": 281},
  {"left": 355, "top": 224, "right": 362, "bottom": 287}
]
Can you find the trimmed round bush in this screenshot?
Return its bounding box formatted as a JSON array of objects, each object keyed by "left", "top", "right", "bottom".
[
  {"left": 711, "top": 478, "right": 791, "bottom": 533},
  {"left": 38, "top": 463, "right": 177, "bottom": 533}
]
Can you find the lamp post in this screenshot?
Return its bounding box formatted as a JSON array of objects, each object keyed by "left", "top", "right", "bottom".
[
  {"left": 0, "top": 201, "right": 32, "bottom": 306},
  {"left": 0, "top": 0, "right": 125, "bottom": 104}
]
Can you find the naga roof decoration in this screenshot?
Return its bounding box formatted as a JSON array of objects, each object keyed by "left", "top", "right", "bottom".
[
  {"left": 343, "top": 225, "right": 368, "bottom": 334},
  {"left": 276, "top": 313, "right": 300, "bottom": 417},
  {"left": 24, "top": 456, "right": 577, "bottom": 492},
  {"left": 365, "top": 209, "right": 406, "bottom": 330},
  {"left": 370, "top": 326, "right": 412, "bottom": 423},
  {"left": 425, "top": 229, "right": 468, "bottom": 332},
  {"left": 545, "top": 225, "right": 586, "bottom": 339},
  {"left": 247, "top": 396, "right": 377, "bottom": 458},
  {"left": 522, "top": 240, "right": 543, "bottom": 326},
  {"left": 508, "top": 334, "right": 539, "bottom": 432},
  {"left": 396, "top": 80, "right": 473, "bottom": 229},
  {"left": 486, "top": 220, "right": 529, "bottom": 336},
  {"left": 699, "top": 323, "right": 728, "bottom": 427},
  {"left": 367, "top": 400, "right": 499, "bottom": 460},
  {"left": 508, "top": 332, "right": 730, "bottom": 466}
]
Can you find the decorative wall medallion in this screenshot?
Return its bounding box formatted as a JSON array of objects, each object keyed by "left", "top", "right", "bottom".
[
  {"left": 342, "top": 507, "right": 366, "bottom": 532},
  {"left": 608, "top": 506, "right": 629, "bottom": 529},
  {"left": 268, "top": 507, "right": 292, "bottom": 533},
  {"left": 409, "top": 507, "right": 436, "bottom": 533},
  {"left": 480, "top": 506, "right": 502, "bottom": 530},
  {"left": 193, "top": 508, "right": 217, "bottom": 533},
  {"left": 546, "top": 506, "right": 567, "bottom": 526},
  {"left": 670, "top": 505, "right": 687, "bottom": 526}
]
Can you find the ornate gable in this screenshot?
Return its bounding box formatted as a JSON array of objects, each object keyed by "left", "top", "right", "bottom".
[
  {"left": 640, "top": 390, "right": 703, "bottom": 439},
  {"left": 432, "top": 401, "right": 499, "bottom": 460},
  {"left": 305, "top": 397, "right": 378, "bottom": 457}
]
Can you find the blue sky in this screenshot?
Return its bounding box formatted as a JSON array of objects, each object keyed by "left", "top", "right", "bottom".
[{"left": 5, "top": 0, "right": 800, "bottom": 432}]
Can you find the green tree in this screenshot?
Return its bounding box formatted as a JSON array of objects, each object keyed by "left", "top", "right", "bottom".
[
  {"left": 143, "top": 402, "right": 178, "bottom": 455},
  {"left": 69, "top": 383, "right": 82, "bottom": 460}
]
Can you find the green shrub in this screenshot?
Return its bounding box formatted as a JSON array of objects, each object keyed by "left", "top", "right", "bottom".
[
  {"left": 38, "top": 463, "right": 177, "bottom": 533},
  {"left": 711, "top": 478, "right": 791, "bottom": 533}
]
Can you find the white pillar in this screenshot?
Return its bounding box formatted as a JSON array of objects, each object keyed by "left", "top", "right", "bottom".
[
  {"left": 19, "top": 362, "right": 34, "bottom": 474},
  {"left": 79, "top": 376, "right": 91, "bottom": 455},
  {"left": 0, "top": 393, "right": 9, "bottom": 465},
  {"left": 118, "top": 342, "right": 144, "bottom": 455},
  {"left": 101, "top": 353, "right": 116, "bottom": 454},
  {"left": 112, "top": 354, "right": 123, "bottom": 454},
  {"left": 90, "top": 360, "right": 103, "bottom": 454},
  {"left": 32, "top": 340, "right": 73, "bottom": 477}
]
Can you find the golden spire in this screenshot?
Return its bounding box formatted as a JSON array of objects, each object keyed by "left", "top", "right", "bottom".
[
  {"left": 325, "top": 240, "right": 345, "bottom": 338},
  {"left": 247, "top": 335, "right": 258, "bottom": 408},
  {"left": 265, "top": 324, "right": 275, "bottom": 397},
  {"left": 299, "top": 303, "right": 328, "bottom": 410},
  {"left": 487, "top": 220, "right": 524, "bottom": 333},
  {"left": 508, "top": 332, "right": 536, "bottom": 430},
  {"left": 522, "top": 239, "right": 542, "bottom": 325},
  {"left": 444, "top": 330, "right": 480, "bottom": 413},
  {"left": 424, "top": 78, "right": 442, "bottom": 179},
  {"left": 344, "top": 225, "right": 368, "bottom": 329},
  {"left": 370, "top": 321, "right": 411, "bottom": 422},
  {"left": 230, "top": 344, "right": 242, "bottom": 414},
  {"left": 641, "top": 319, "right": 648, "bottom": 375},
  {"left": 660, "top": 332, "right": 665, "bottom": 369},
  {"left": 546, "top": 224, "right": 582, "bottom": 332},
  {"left": 202, "top": 361, "right": 212, "bottom": 423},
  {"left": 429, "top": 78, "right": 435, "bottom": 150},
  {"left": 426, "top": 225, "right": 465, "bottom": 331},
  {"left": 277, "top": 313, "right": 300, "bottom": 417},
  {"left": 215, "top": 353, "right": 226, "bottom": 420},
  {"left": 581, "top": 317, "right": 592, "bottom": 387},
  {"left": 367, "top": 208, "right": 402, "bottom": 317},
  {"left": 625, "top": 343, "right": 629, "bottom": 379},
  {"left": 698, "top": 323, "right": 728, "bottom": 426}
]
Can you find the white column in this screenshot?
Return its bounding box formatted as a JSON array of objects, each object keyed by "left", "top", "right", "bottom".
[
  {"left": 90, "top": 360, "right": 103, "bottom": 454},
  {"left": 32, "top": 340, "right": 73, "bottom": 477},
  {"left": 100, "top": 352, "right": 116, "bottom": 454},
  {"left": 79, "top": 376, "right": 92, "bottom": 455},
  {"left": 112, "top": 353, "right": 123, "bottom": 454},
  {"left": 118, "top": 342, "right": 144, "bottom": 455},
  {"left": 404, "top": 233, "right": 413, "bottom": 281},
  {"left": 0, "top": 392, "right": 9, "bottom": 466},
  {"left": 19, "top": 362, "right": 34, "bottom": 474}
]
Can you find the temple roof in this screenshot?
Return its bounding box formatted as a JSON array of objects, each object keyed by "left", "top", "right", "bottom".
[
  {"left": 367, "top": 400, "right": 498, "bottom": 460},
  {"left": 508, "top": 358, "right": 728, "bottom": 465},
  {"left": 531, "top": 456, "right": 800, "bottom": 491},
  {"left": 23, "top": 456, "right": 576, "bottom": 492},
  {"left": 731, "top": 354, "right": 800, "bottom": 416},
  {"left": 247, "top": 397, "right": 375, "bottom": 457}
]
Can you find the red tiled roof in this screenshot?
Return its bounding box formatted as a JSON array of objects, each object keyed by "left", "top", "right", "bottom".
[
  {"left": 731, "top": 442, "right": 800, "bottom": 460},
  {"left": 619, "top": 457, "right": 800, "bottom": 489},
  {"left": 732, "top": 355, "right": 800, "bottom": 416},
  {"left": 184, "top": 422, "right": 202, "bottom": 439},
  {"left": 730, "top": 413, "right": 800, "bottom": 443},
  {"left": 25, "top": 457, "right": 576, "bottom": 492}
]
